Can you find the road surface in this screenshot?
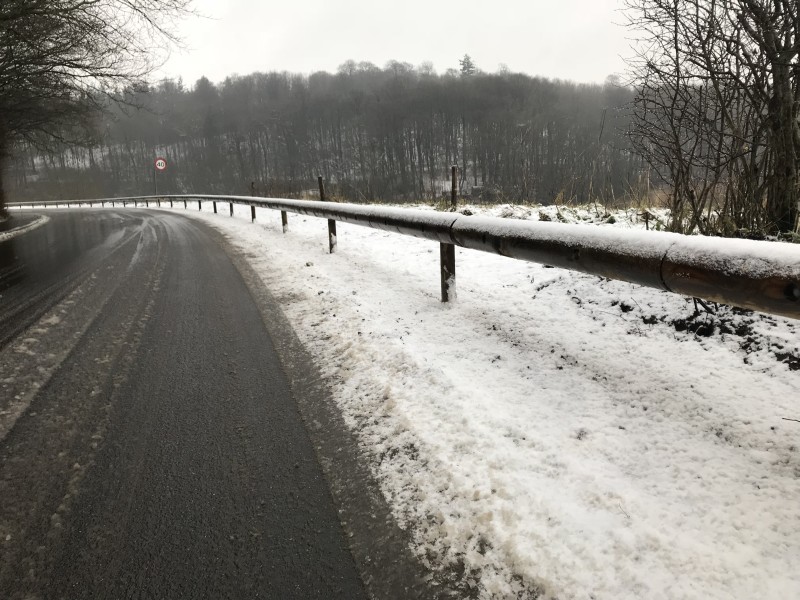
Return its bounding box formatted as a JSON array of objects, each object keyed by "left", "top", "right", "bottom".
[{"left": 0, "top": 210, "right": 371, "bottom": 599}]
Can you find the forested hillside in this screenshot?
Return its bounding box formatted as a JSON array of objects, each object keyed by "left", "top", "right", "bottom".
[{"left": 5, "top": 62, "right": 642, "bottom": 205}]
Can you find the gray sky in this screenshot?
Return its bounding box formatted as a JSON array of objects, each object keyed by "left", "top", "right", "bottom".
[{"left": 158, "top": 0, "right": 630, "bottom": 85}]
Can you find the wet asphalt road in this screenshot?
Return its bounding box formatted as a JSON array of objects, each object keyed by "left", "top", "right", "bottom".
[{"left": 0, "top": 210, "right": 369, "bottom": 599}]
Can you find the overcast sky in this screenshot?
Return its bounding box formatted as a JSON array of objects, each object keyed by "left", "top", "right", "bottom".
[{"left": 157, "top": 0, "right": 630, "bottom": 85}]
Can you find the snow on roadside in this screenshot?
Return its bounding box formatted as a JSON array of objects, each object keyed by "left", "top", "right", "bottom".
[
  {"left": 170, "top": 203, "right": 800, "bottom": 598},
  {"left": 0, "top": 214, "right": 50, "bottom": 241}
]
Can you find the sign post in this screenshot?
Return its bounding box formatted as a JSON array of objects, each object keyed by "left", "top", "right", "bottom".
[{"left": 154, "top": 157, "right": 167, "bottom": 195}]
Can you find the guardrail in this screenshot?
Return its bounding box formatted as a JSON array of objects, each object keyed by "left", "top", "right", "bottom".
[{"left": 8, "top": 193, "right": 800, "bottom": 320}]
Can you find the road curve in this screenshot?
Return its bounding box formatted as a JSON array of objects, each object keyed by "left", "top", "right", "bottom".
[{"left": 0, "top": 210, "right": 368, "bottom": 599}]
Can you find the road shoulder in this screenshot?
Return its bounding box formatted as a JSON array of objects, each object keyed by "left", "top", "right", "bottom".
[{"left": 206, "top": 224, "right": 452, "bottom": 600}]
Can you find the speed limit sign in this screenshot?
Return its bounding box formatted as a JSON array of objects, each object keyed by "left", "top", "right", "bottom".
[{"left": 154, "top": 157, "right": 167, "bottom": 171}]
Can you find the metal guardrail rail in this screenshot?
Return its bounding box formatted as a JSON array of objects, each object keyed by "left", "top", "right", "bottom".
[{"left": 8, "top": 194, "right": 800, "bottom": 320}]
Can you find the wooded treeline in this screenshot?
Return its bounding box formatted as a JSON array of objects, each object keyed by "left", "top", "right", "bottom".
[
  {"left": 626, "top": 0, "right": 799, "bottom": 236},
  {"left": 5, "top": 62, "right": 642, "bottom": 205}
]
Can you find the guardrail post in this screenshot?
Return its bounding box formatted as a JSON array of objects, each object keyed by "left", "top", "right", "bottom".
[
  {"left": 123, "top": 200, "right": 126, "bottom": 207},
  {"left": 183, "top": 199, "right": 187, "bottom": 209},
  {"left": 229, "top": 202, "right": 233, "bottom": 217},
  {"left": 170, "top": 198, "right": 173, "bottom": 207},
  {"left": 318, "top": 176, "right": 337, "bottom": 253},
  {"left": 438, "top": 165, "right": 458, "bottom": 301},
  {"left": 251, "top": 206, "right": 256, "bottom": 222},
  {"left": 146, "top": 199, "right": 149, "bottom": 207},
  {"left": 451, "top": 165, "right": 458, "bottom": 209},
  {"left": 213, "top": 201, "right": 217, "bottom": 214},
  {"left": 198, "top": 200, "right": 201, "bottom": 210},
  {"left": 281, "top": 211, "right": 288, "bottom": 233},
  {"left": 440, "top": 243, "right": 456, "bottom": 302}
]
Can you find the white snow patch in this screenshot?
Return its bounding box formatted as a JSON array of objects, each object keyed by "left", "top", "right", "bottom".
[{"left": 0, "top": 214, "right": 50, "bottom": 241}]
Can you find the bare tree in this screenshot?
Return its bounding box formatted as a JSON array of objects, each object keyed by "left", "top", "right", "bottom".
[
  {"left": 0, "top": 0, "right": 192, "bottom": 215},
  {"left": 625, "top": 0, "right": 799, "bottom": 235}
]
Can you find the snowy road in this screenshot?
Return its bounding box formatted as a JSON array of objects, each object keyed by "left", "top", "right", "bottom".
[
  {"left": 0, "top": 210, "right": 389, "bottom": 599},
  {"left": 6, "top": 204, "right": 799, "bottom": 600}
]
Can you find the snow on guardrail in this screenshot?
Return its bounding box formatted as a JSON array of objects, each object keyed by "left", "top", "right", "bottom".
[{"left": 8, "top": 195, "right": 800, "bottom": 320}]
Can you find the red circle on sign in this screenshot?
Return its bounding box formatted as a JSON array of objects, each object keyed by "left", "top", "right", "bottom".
[{"left": 155, "top": 157, "right": 167, "bottom": 171}]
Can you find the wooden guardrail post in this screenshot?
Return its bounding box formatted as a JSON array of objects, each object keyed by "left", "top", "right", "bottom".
[
  {"left": 229, "top": 202, "right": 234, "bottom": 217},
  {"left": 198, "top": 200, "right": 201, "bottom": 210},
  {"left": 281, "top": 210, "right": 288, "bottom": 233},
  {"left": 183, "top": 199, "right": 187, "bottom": 209},
  {"left": 213, "top": 201, "right": 217, "bottom": 214},
  {"left": 319, "top": 176, "right": 337, "bottom": 253}
]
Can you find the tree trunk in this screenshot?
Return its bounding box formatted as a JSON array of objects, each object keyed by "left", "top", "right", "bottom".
[
  {"left": 0, "top": 133, "right": 8, "bottom": 218},
  {"left": 766, "top": 63, "right": 799, "bottom": 232},
  {"left": 0, "top": 174, "right": 7, "bottom": 218}
]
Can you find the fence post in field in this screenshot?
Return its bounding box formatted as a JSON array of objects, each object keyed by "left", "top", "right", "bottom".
[
  {"left": 451, "top": 165, "right": 458, "bottom": 209},
  {"left": 319, "top": 176, "right": 337, "bottom": 253}
]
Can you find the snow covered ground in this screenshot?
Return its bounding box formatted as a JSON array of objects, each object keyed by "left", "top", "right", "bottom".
[
  {"left": 18, "top": 202, "right": 800, "bottom": 599},
  {"left": 0, "top": 213, "right": 49, "bottom": 241}
]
